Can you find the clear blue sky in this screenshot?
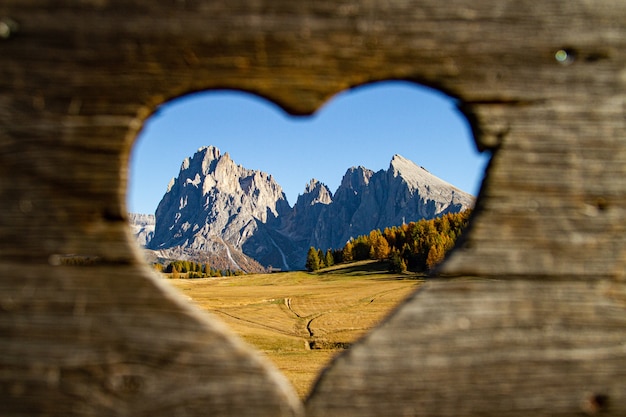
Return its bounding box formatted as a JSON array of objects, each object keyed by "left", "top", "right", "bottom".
[{"left": 127, "top": 81, "right": 490, "bottom": 215}]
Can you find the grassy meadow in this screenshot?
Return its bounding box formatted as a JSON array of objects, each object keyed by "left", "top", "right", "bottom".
[{"left": 168, "top": 260, "right": 423, "bottom": 398}]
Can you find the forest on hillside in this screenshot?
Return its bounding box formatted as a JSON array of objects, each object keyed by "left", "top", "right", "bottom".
[
  {"left": 144, "top": 209, "right": 472, "bottom": 277},
  {"left": 159, "top": 260, "right": 245, "bottom": 278},
  {"left": 306, "top": 210, "right": 472, "bottom": 273}
]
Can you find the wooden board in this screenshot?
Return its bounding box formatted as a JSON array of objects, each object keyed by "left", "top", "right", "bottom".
[{"left": 0, "top": 1, "right": 625, "bottom": 415}]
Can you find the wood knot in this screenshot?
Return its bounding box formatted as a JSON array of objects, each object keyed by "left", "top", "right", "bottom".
[
  {"left": 555, "top": 48, "right": 576, "bottom": 66},
  {"left": 582, "top": 393, "right": 609, "bottom": 415},
  {"left": 0, "top": 18, "right": 18, "bottom": 39}
]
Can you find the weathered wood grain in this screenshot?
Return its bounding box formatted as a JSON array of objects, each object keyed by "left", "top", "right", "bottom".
[
  {"left": 307, "top": 278, "right": 626, "bottom": 416},
  {"left": 0, "top": 0, "right": 625, "bottom": 415},
  {"left": 0, "top": 261, "right": 303, "bottom": 416}
]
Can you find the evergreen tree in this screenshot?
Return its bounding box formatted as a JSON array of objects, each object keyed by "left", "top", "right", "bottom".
[
  {"left": 342, "top": 241, "right": 354, "bottom": 262},
  {"left": 332, "top": 249, "right": 344, "bottom": 265},
  {"left": 306, "top": 247, "right": 321, "bottom": 272},
  {"left": 352, "top": 236, "right": 371, "bottom": 260},
  {"left": 389, "top": 250, "right": 407, "bottom": 273},
  {"left": 317, "top": 249, "right": 325, "bottom": 268},
  {"left": 325, "top": 249, "right": 334, "bottom": 268}
]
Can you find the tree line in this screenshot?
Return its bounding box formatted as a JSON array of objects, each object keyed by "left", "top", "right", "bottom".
[
  {"left": 306, "top": 209, "right": 472, "bottom": 273},
  {"left": 155, "top": 260, "right": 245, "bottom": 278}
]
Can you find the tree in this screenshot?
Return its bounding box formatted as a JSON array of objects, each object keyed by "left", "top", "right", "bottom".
[
  {"left": 306, "top": 247, "right": 321, "bottom": 272},
  {"left": 325, "top": 249, "right": 334, "bottom": 268},
  {"left": 332, "top": 209, "right": 472, "bottom": 272},
  {"left": 371, "top": 233, "right": 391, "bottom": 261},
  {"left": 389, "top": 250, "right": 407, "bottom": 273},
  {"left": 332, "top": 249, "right": 344, "bottom": 264},
  {"left": 342, "top": 241, "right": 354, "bottom": 262},
  {"left": 352, "top": 236, "right": 371, "bottom": 260},
  {"left": 426, "top": 243, "right": 445, "bottom": 270},
  {"left": 383, "top": 227, "right": 396, "bottom": 249}
]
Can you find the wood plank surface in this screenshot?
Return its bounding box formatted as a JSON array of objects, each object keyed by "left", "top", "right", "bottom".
[
  {"left": 307, "top": 278, "right": 626, "bottom": 416},
  {"left": 0, "top": 0, "right": 624, "bottom": 415}
]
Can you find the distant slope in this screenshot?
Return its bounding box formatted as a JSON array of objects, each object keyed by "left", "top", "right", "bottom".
[{"left": 128, "top": 213, "right": 155, "bottom": 247}]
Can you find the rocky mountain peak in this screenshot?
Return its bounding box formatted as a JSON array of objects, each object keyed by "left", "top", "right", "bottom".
[
  {"left": 305, "top": 178, "right": 320, "bottom": 193},
  {"left": 200, "top": 145, "right": 221, "bottom": 160},
  {"left": 339, "top": 166, "right": 373, "bottom": 191},
  {"left": 299, "top": 179, "right": 332, "bottom": 206},
  {"left": 147, "top": 146, "right": 290, "bottom": 270},
  {"left": 389, "top": 153, "right": 463, "bottom": 195},
  {"left": 177, "top": 146, "right": 224, "bottom": 177},
  {"left": 390, "top": 153, "right": 420, "bottom": 172},
  {"left": 139, "top": 147, "right": 475, "bottom": 271},
  {"left": 198, "top": 145, "right": 222, "bottom": 174}
]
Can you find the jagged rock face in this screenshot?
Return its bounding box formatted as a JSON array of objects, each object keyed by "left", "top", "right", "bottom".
[
  {"left": 300, "top": 179, "right": 333, "bottom": 206},
  {"left": 304, "top": 166, "right": 375, "bottom": 250},
  {"left": 128, "top": 213, "right": 155, "bottom": 247},
  {"left": 142, "top": 146, "right": 474, "bottom": 271},
  {"left": 279, "top": 179, "right": 332, "bottom": 239},
  {"left": 323, "top": 154, "right": 474, "bottom": 248},
  {"left": 288, "top": 155, "right": 475, "bottom": 263},
  {"left": 260, "top": 179, "right": 334, "bottom": 269},
  {"left": 147, "top": 146, "right": 290, "bottom": 271}
]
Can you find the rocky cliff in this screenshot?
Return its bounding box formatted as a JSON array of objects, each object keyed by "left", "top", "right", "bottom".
[
  {"left": 285, "top": 155, "right": 475, "bottom": 262},
  {"left": 128, "top": 213, "right": 155, "bottom": 247},
  {"left": 140, "top": 146, "right": 474, "bottom": 271},
  {"left": 146, "top": 146, "right": 288, "bottom": 271}
]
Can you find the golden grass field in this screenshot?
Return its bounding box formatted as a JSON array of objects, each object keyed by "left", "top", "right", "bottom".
[{"left": 168, "top": 260, "right": 423, "bottom": 398}]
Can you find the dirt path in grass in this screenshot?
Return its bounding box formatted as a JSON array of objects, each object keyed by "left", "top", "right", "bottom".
[{"left": 168, "top": 263, "right": 424, "bottom": 397}]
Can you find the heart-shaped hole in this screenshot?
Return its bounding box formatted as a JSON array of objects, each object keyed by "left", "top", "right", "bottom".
[{"left": 127, "top": 81, "right": 489, "bottom": 398}]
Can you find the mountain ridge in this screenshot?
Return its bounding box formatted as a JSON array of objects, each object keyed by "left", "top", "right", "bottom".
[{"left": 134, "top": 145, "right": 475, "bottom": 271}]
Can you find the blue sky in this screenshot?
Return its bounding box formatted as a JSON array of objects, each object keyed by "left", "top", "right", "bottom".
[{"left": 127, "top": 81, "right": 490, "bottom": 215}]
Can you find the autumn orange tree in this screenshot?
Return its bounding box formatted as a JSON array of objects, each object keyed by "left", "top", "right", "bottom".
[{"left": 309, "top": 210, "right": 472, "bottom": 273}]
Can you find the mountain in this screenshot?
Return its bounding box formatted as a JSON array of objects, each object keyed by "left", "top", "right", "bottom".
[
  {"left": 146, "top": 146, "right": 288, "bottom": 272},
  {"left": 283, "top": 155, "right": 474, "bottom": 264},
  {"left": 138, "top": 146, "right": 474, "bottom": 271},
  {"left": 128, "top": 213, "right": 155, "bottom": 247}
]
